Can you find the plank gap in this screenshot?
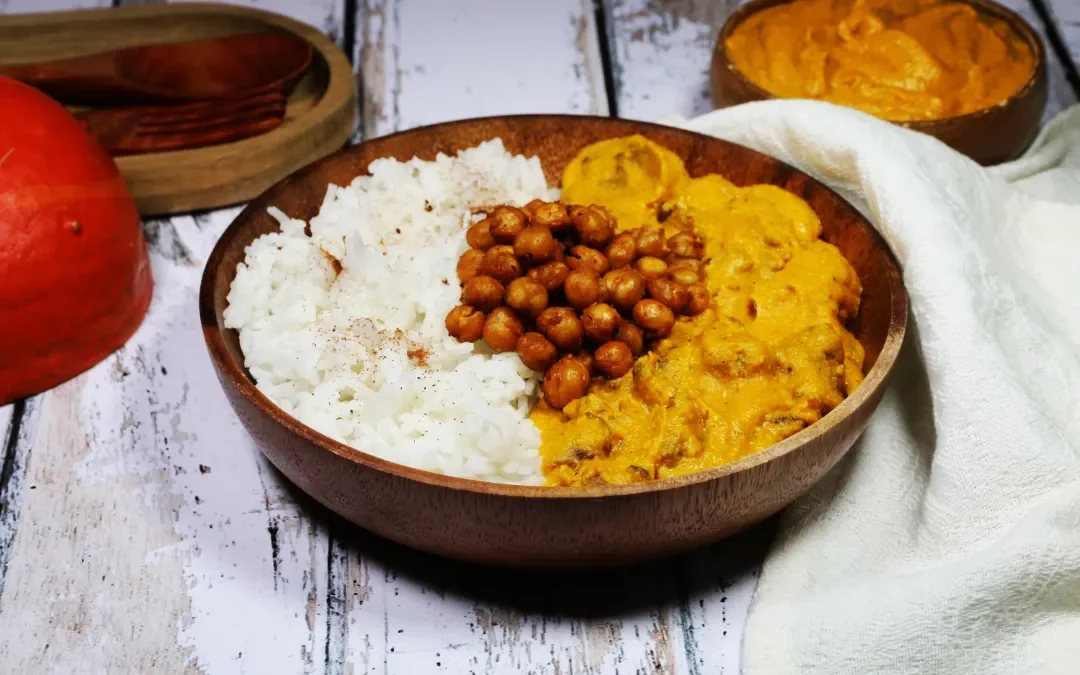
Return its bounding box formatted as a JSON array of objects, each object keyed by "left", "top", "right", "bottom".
[
  {"left": 595, "top": 0, "right": 620, "bottom": 117},
  {"left": 343, "top": 0, "right": 358, "bottom": 67},
  {"left": 1030, "top": 0, "right": 1080, "bottom": 98},
  {"left": 0, "top": 397, "right": 34, "bottom": 606}
]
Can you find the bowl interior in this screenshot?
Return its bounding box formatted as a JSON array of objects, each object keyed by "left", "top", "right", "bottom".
[
  {"left": 202, "top": 114, "right": 906, "bottom": 494},
  {"left": 716, "top": 0, "right": 1046, "bottom": 129}
]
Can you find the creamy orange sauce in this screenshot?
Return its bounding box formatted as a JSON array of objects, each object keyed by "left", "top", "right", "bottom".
[
  {"left": 725, "top": 0, "right": 1035, "bottom": 121},
  {"left": 533, "top": 136, "right": 864, "bottom": 487}
]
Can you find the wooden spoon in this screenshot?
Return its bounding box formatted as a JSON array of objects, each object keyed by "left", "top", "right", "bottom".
[{"left": 0, "top": 32, "right": 314, "bottom": 106}]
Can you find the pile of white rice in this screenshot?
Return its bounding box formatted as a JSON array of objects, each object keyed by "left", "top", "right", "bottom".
[{"left": 224, "top": 140, "right": 557, "bottom": 484}]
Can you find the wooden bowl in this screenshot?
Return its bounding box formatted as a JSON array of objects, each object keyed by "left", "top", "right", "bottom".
[
  {"left": 200, "top": 115, "right": 908, "bottom": 569},
  {"left": 711, "top": 0, "right": 1048, "bottom": 166}
]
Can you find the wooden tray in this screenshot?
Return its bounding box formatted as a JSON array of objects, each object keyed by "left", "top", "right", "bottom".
[{"left": 0, "top": 3, "right": 356, "bottom": 216}]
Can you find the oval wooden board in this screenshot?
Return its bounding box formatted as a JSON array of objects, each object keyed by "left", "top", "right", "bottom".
[{"left": 0, "top": 2, "right": 356, "bottom": 216}]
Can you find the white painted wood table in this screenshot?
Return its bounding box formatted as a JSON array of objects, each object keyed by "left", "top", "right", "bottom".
[{"left": 1, "top": 1, "right": 1078, "bottom": 673}]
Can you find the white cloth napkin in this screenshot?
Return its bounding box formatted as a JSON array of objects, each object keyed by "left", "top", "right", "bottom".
[{"left": 663, "top": 101, "right": 1080, "bottom": 675}]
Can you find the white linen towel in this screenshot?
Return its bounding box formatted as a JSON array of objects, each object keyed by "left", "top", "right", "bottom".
[{"left": 664, "top": 101, "right": 1080, "bottom": 675}]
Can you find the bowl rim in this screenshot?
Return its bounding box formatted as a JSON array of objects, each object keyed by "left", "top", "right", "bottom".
[
  {"left": 713, "top": 0, "right": 1048, "bottom": 130},
  {"left": 199, "top": 113, "right": 909, "bottom": 500}
]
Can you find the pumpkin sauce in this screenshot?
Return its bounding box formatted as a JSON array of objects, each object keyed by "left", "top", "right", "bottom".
[
  {"left": 532, "top": 135, "right": 864, "bottom": 486},
  {"left": 724, "top": 0, "right": 1035, "bottom": 122}
]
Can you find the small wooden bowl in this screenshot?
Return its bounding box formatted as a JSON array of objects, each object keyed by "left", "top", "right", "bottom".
[
  {"left": 711, "top": 0, "right": 1048, "bottom": 166},
  {"left": 200, "top": 115, "right": 908, "bottom": 569}
]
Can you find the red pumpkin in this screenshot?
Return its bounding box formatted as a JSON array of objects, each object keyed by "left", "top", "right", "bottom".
[{"left": 0, "top": 77, "right": 153, "bottom": 405}]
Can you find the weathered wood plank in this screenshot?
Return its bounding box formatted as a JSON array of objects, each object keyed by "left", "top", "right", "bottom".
[
  {"left": 1035, "top": 0, "right": 1080, "bottom": 99},
  {"left": 357, "top": 0, "right": 608, "bottom": 140},
  {"left": 606, "top": 0, "right": 1078, "bottom": 124},
  {"left": 1001, "top": 0, "right": 1079, "bottom": 121}
]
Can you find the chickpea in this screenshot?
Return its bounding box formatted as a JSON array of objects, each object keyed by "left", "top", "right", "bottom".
[
  {"left": 504, "top": 277, "right": 549, "bottom": 319},
  {"left": 527, "top": 260, "right": 570, "bottom": 292},
  {"left": 516, "top": 332, "right": 558, "bottom": 372},
  {"left": 521, "top": 199, "right": 546, "bottom": 221},
  {"left": 594, "top": 341, "right": 634, "bottom": 379},
  {"left": 542, "top": 356, "right": 591, "bottom": 409},
  {"left": 667, "top": 231, "right": 705, "bottom": 259},
  {"left": 461, "top": 275, "right": 505, "bottom": 312},
  {"left": 668, "top": 258, "right": 704, "bottom": 278},
  {"left": 602, "top": 268, "right": 646, "bottom": 312},
  {"left": 581, "top": 302, "right": 622, "bottom": 344},
  {"left": 456, "top": 249, "right": 484, "bottom": 285},
  {"left": 605, "top": 233, "right": 636, "bottom": 269},
  {"left": 571, "top": 205, "right": 615, "bottom": 248},
  {"left": 537, "top": 307, "right": 584, "bottom": 353},
  {"left": 483, "top": 307, "right": 524, "bottom": 353},
  {"left": 566, "top": 245, "right": 610, "bottom": 276},
  {"left": 480, "top": 246, "right": 522, "bottom": 284},
  {"left": 647, "top": 278, "right": 688, "bottom": 314},
  {"left": 466, "top": 220, "right": 495, "bottom": 250},
  {"left": 531, "top": 201, "right": 572, "bottom": 231},
  {"left": 633, "top": 299, "right": 676, "bottom": 339},
  {"left": 633, "top": 226, "right": 669, "bottom": 258},
  {"left": 684, "top": 283, "right": 710, "bottom": 316},
  {"left": 575, "top": 350, "right": 595, "bottom": 374},
  {"left": 445, "top": 305, "right": 485, "bottom": 342},
  {"left": 669, "top": 266, "right": 701, "bottom": 287},
  {"left": 513, "top": 226, "right": 557, "bottom": 265},
  {"left": 488, "top": 205, "right": 528, "bottom": 244},
  {"left": 616, "top": 322, "right": 644, "bottom": 356},
  {"left": 564, "top": 269, "right": 604, "bottom": 310},
  {"left": 634, "top": 256, "right": 668, "bottom": 280}
]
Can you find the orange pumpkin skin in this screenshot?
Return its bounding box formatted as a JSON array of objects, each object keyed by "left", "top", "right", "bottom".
[{"left": 0, "top": 77, "right": 153, "bottom": 405}]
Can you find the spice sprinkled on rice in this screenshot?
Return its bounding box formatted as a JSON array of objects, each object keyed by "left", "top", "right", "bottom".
[{"left": 224, "top": 140, "right": 556, "bottom": 483}]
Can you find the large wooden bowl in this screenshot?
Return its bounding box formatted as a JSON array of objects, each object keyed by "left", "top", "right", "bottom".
[
  {"left": 200, "top": 115, "right": 908, "bottom": 569},
  {"left": 711, "top": 0, "right": 1048, "bottom": 166}
]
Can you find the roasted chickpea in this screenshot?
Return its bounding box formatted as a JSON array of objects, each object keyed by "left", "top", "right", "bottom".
[
  {"left": 513, "top": 226, "right": 557, "bottom": 265},
  {"left": 537, "top": 307, "right": 584, "bottom": 353},
  {"left": 594, "top": 341, "right": 634, "bottom": 379},
  {"left": 483, "top": 307, "right": 524, "bottom": 352},
  {"left": 605, "top": 233, "right": 636, "bottom": 269},
  {"left": 521, "top": 199, "right": 546, "bottom": 221},
  {"left": 466, "top": 220, "right": 495, "bottom": 250},
  {"left": 445, "top": 305, "right": 485, "bottom": 342},
  {"left": 516, "top": 332, "right": 558, "bottom": 372},
  {"left": 571, "top": 205, "right": 615, "bottom": 248},
  {"left": 616, "top": 322, "right": 644, "bottom": 356},
  {"left": 668, "top": 231, "right": 705, "bottom": 259},
  {"left": 542, "top": 356, "right": 591, "bottom": 409},
  {"left": 527, "top": 260, "right": 570, "bottom": 292},
  {"left": 647, "top": 278, "right": 689, "bottom": 314},
  {"left": 602, "top": 268, "right": 646, "bottom": 312},
  {"left": 633, "top": 299, "right": 676, "bottom": 339},
  {"left": 531, "top": 201, "right": 572, "bottom": 231},
  {"left": 504, "top": 277, "right": 548, "bottom": 319},
  {"left": 564, "top": 269, "right": 604, "bottom": 310},
  {"left": 669, "top": 266, "right": 701, "bottom": 287},
  {"left": 456, "top": 249, "right": 484, "bottom": 285},
  {"left": 566, "top": 245, "right": 610, "bottom": 276},
  {"left": 581, "top": 303, "right": 622, "bottom": 344},
  {"left": 460, "top": 275, "right": 505, "bottom": 312},
  {"left": 480, "top": 246, "right": 522, "bottom": 284},
  {"left": 668, "top": 257, "right": 704, "bottom": 277},
  {"left": 575, "top": 350, "right": 595, "bottom": 374},
  {"left": 488, "top": 205, "right": 528, "bottom": 244},
  {"left": 634, "top": 256, "right": 669, "bottom": 280},
  {"left": 684, "top": 283, "right": 710, "bottom": 316},
  {"left": 633, "top": 226, "right": 669, "bottom": 258}
]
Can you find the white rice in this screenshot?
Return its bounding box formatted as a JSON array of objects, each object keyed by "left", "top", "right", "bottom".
[{"left": 223, "top": 139, "right": 557, "bottom": 484}]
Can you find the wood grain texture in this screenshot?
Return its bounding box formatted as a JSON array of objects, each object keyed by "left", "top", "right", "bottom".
[
  {"left": 357, "top": 0, "right": 609, "bottom": 139},
  {"left": 607, "top": 0, "right": 1078, "bottom": 124}
]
